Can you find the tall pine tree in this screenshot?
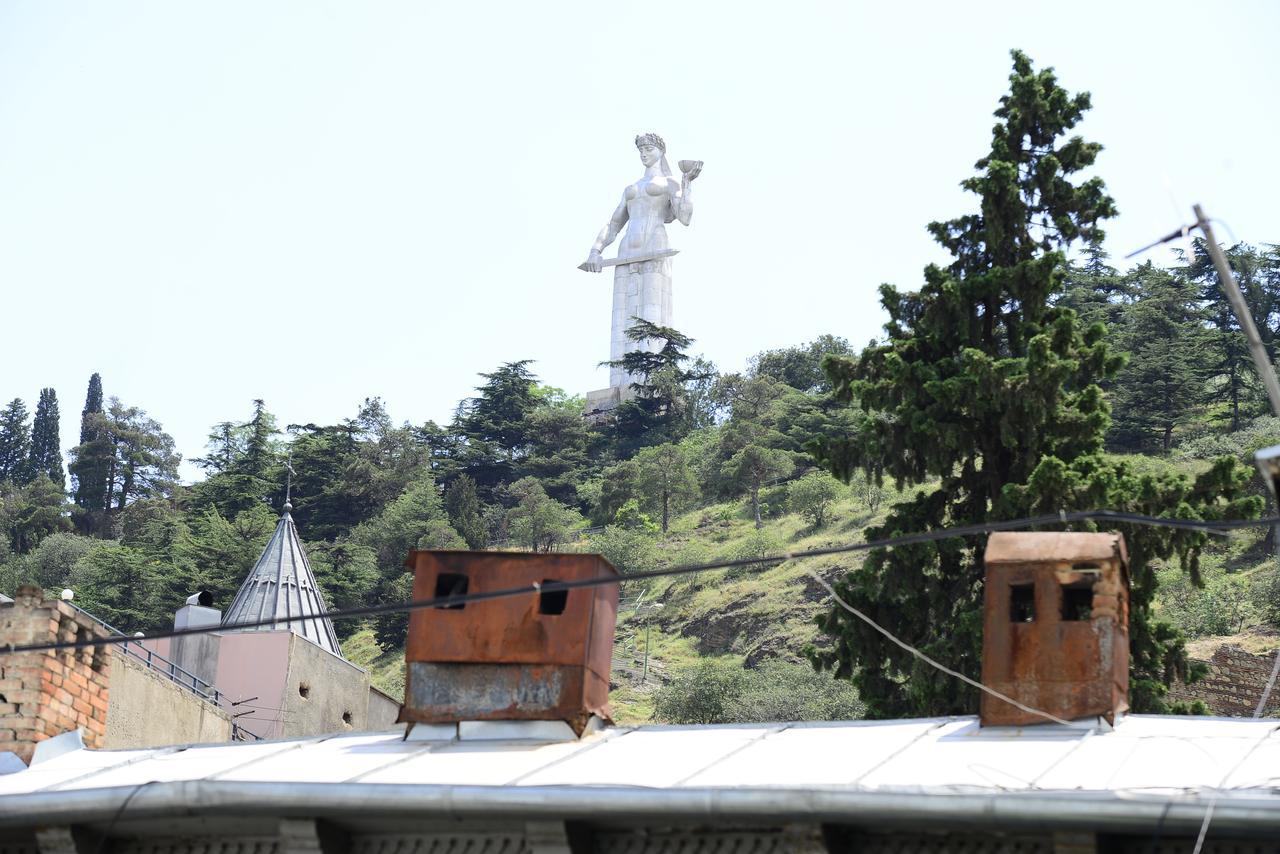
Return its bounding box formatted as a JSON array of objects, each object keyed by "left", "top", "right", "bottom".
[
  {"left": 1108, "top": 264, "right": 1211, "bottom": 451},
  {"left": 28, "top": 388, "right": 65, "bottom": 487},
  {"left": 71, "top": 373, "right": 111, "bottom": 513},
  {"left": 0, "top": 399, "right": 33, "bottom": 485},
  {"left": 809, "top": 50, "right": 1260, "bottom": 717}
]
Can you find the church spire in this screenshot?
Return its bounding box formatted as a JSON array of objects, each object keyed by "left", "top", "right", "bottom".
[{"left": 220, "top": 500, "right": 343, "bottom": 658}]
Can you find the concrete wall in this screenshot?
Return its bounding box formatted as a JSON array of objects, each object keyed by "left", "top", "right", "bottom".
[
  {"left": 1168, "top": 644, "right": 1280, "bottom": 716},
  {"left": 281, "top": 634, "right": 372, "bottom": 736},
  {"left": 368, "top": 686, "right": 402, "bottom": 730},
  {"left": 210, "top": 631, "right": 293, "bottom": 739},
  {"left": 103, "top": 652, "right": 232, "bottom": 749}
]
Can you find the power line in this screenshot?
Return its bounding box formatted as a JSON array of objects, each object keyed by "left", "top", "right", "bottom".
[
  {"left": 8, "top": 509, "right": 1276, "bottom": 659},
  {"left": 807, "top": 569, "right": 1072, "bottom": 726}
]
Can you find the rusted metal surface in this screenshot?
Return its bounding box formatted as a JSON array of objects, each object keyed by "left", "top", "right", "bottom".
[
  {"left": 399, "top": 551, "right": 619, "bottom": 731},
  {"left": 980, "top": 532, "right": 1130, "bottom": 727}
]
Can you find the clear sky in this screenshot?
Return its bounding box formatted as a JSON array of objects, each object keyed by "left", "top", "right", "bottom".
[{"left": 2, "top": 1, "right": 1277, "bottom": 482}]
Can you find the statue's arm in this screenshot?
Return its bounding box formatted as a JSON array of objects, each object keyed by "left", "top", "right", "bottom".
[
  {"left": 671, "top": 180, "right": 693, "bottom": 227},
  {"left": 592, "top": 195, "right": 629, "bottom": 254},
  {"left": 582, "top": 194, "right": 629, "bottom": 272}
]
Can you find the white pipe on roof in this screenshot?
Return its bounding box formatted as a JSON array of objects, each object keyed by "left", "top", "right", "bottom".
[{"left": 0, "top": 781, "right": 1276, "bottom": 834}]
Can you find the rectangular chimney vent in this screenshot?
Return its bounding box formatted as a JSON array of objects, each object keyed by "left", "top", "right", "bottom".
[
  {"left": 399, "top": 551, "right": 619, "bottom": 734},
  {"left": 980, "top": 532, "right": 1129, "bottom": 727}
]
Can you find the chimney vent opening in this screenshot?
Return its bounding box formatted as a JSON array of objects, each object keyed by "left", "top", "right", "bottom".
[
  {"left": 434, "top": 572, "right": 469, "bottom": 609},
  {"left": 1061, "top": 582, "right": 1094, "bottom": 621},
  {"left": 538, "top": 580, "right": 568, "bottom": 615},
  {"left": 1009, "top": 583, "right": 1035, "bottom": 623}
]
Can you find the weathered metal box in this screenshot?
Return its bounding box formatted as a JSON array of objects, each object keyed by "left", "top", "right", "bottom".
[
  {"left": 399, "top": 550, "right": 619, "bottom": 731},
  {"left": 980, "top": 532, "right": 1129, "bottom": 727}
]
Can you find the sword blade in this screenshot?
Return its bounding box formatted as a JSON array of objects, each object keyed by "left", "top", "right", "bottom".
[{"left": 578, "top": 249, "right": 679, "bottom": 271}]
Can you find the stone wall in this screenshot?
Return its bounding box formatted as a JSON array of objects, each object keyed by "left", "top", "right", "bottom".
[
  {"left": 103, "top": 652, "right": 232, "bottom": 748},
  {"left": 1167, "top": 644, "right": 1280, "bottom": 717},
  {"left": 0, "top": 586, "right": 112, "bottom": 763}
]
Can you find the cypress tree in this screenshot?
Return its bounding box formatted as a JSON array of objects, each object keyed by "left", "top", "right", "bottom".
[
  {"left": 71, "top": 373, "right": 111, "bottom": 511},
  {"left": 809, "top": 51, "right": 1261, "bottom": 717},
  {"left": 28, "top": 388, "right": 65, "bottom": 487},
  {"left": 0, "top": 399, "right": 33, "bottom": 484}
]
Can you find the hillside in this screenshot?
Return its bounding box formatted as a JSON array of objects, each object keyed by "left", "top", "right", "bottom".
[{"left": 343, "top": 466, "right": 1280, "bottom": 724}]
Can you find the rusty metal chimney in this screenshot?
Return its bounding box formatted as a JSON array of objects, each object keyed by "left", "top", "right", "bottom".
[
  {"left": 980, "top": 532, "right": 1130, "bottom": 727},
  {"left": 398, "top": 551, "right": 619, "bottom": 734}
]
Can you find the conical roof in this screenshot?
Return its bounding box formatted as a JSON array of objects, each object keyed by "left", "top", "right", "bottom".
[{"left": 221, "top": 503, "right": 343, "bottom": 658}]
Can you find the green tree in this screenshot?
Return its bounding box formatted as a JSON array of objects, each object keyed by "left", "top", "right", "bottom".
[
  {"left": 750, "top": 335, "right": 855, "bottom": 394},
  {"left": 347, "top": 473, "right": 464, "bottom": 577},
  {"left": 453, "top": 362, "right": 541, "bottom": 496},
  {"left": 444, "top": 474, "right": 488, "bottom": 549},
  {"left": 723, "top": 444, "right": 793, "bottom": 529},
  {"left": 28, "top": 389, "right": 64, "bottom": 487},
  {"left": 788, "top": 470, "right": 842, "bottom": 527},
  {"left": 191, "top": 400, "right": 282, "bottom": 518},
  {"left": 1108, "top": 264, "right": 1211, "bottom": 451},
  {"left": 101, "top": 399, "right": 181, "bottom": 511},
  {"left": 808, "top": 50, "right": 1260, "bottom": 718},
  {"left": 179, "top": 504, "right": 277, "bottom": 609},
  {"left": 70, "top": 373, "right": 111, "bottom": 518},
  {"left": 632, "top": 443, "right": 698, "bottom": 533},
  {"left": 0, "top": 476, "right": 70, "bottom": 555},
  {"left": 607, "top": 321, "right": 714, "bottom": 452},
  {"left": 307, "top": 541, "right": 379, "bottom": 640},
  {"left": 504, "top": 477, "right": 584, "bottom": 552},
  {"left": 69, "top": 543, "right": 161, "bottom": 632},
  {"left": 517, "top": 391, "right": 597, "bottom": 505},
  {"left": 0, "top": 399, "right": 33, "bottom": 485},
  {"left": 1183, "top": 242, "right": 1279, "bottom": 430},
  {"left": 9, "top": 531, "right": 98, "bottom": 590}
]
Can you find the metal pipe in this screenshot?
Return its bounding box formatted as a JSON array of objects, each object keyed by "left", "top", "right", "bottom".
[{"left": 0, "top": 781, "right": 1277, "bottom": 834}]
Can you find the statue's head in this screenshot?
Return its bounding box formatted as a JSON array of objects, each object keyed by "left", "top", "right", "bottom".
[{"left": 635, "top": 132, "right": 665, "bottom": 167}]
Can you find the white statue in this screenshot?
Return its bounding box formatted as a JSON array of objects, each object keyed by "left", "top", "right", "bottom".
[{"left": 581, "top": 133, "right": 702, "bottom": 391}]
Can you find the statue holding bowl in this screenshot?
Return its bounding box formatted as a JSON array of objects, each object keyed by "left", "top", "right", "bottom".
[{"left": 581, "top": 133, "right": 702, "bottom": 390}]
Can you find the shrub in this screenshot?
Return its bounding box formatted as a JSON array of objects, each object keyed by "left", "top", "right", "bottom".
[
  {"left": 788, "top": 471, "right": 842, "bottom": 527},
  {"left": 653, "top": 658, "right": 864, "bottom": 724}
]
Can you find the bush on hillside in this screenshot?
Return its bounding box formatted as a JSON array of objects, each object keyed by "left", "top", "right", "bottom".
[
  {"left": 789, "top": 471, "right": 843, "bottom": 527},
  {"left": 653, "top": 658, "right": 864, "bottom": 724}
]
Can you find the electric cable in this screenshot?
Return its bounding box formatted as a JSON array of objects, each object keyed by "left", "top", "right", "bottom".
[
  {"left": 806, "top": 568, "right": 1073, "bottom": 726},
  {"left": 7, "top": 509, "right": 1277, "bottom": 659}
]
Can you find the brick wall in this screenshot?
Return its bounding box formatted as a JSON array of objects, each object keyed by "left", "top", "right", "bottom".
[
  {"left": 0, "top": 585, "right": 112, "bottom": 763},
  {"left": 1168, "top": 644, "right": 1280, "bottom": 717}
]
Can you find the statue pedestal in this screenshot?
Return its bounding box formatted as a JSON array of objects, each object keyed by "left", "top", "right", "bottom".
[{"left": 584, "top": 385, "right": 633, "bottom": 421}]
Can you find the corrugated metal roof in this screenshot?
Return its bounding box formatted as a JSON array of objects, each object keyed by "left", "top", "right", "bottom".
[
  {"left": 219, "top": 504, "right": 342, "bottom": 657},
  {"left": 4, "top": 715, "right": 1277, "bottom": 797}
]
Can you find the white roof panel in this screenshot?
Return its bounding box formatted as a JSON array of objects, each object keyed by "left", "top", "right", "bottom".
[{"left": 4, "top": 715, "right": 1278, "bottom": 801}]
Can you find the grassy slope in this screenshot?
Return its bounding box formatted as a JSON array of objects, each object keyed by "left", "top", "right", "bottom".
[{"left": 341, "top": 461, "right": 1280, "bottom": 724}]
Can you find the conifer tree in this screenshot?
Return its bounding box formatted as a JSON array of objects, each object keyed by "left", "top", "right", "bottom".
[
  {"left": 809, "top": 51, "right": 1260, "bottom": 717},
  {"left": 71, "top": 373, "right": 111, "bottom": 512},
  {"left": 28, "top": 388, "right": 65, "bottom": 487},
  {"left": 1108, "top": 265, "right": 1211, "bottom": 451},
  {"left": 444, "top": 474, "right": 488, "bottom": 549},
  {"left": 0, "top": 399, "right": 33, "bottom": 484}
]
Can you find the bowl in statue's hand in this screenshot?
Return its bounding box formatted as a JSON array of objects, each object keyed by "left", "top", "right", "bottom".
[{"left": 678, "top": 160, "right": 703, "bottom": 180}]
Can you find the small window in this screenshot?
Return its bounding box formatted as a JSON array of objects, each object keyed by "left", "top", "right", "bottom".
[
  {"left": 539, "top": 579, "right": 568, "bottom": 615},
  {"left": 1062, "top": 583, "right": 1093, "bottom": 621},
  {"left": 1010, "top": 584, "right": 1035, "bottom": 623},
  {"left": 434, "top": 572, "right": 469, "bottom": 609},
  {"left": 299, "top": 682, "right": 311, "bottom": 699}
]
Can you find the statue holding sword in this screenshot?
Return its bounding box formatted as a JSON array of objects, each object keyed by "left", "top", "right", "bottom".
[{"left": 580, "top": 132, "right": 702, "bottom": 391}]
